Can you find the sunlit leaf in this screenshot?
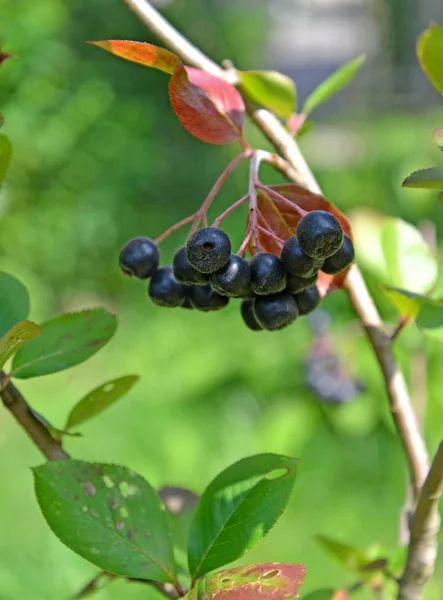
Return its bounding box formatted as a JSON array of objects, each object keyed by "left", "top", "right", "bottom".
[
  {"left": 417, "top": 24, "right": 443, "bottom": 95},
  {"left": 185, "top": 563, "right": 306, "bottom": 600},
  {"left": 12, "top": 309, "right": 117, "bottom": 379},
  {"left": 239, "top": 70, "right": 296, "bottom": 118},
  {"left": 0, "top": 134, "right": 12, "bottom": 185},
  {"left": 0, "top": 272, "right": 30, "bottom": 337},
  {"left": 0, "top": 320, "right": 41, "bottom": 369},
  {"left": 402, "top": 167, "right": 443, "bottom": 189},
  {"left": 302, "top": 55, "right": 365, "bottom": 116},
  {"left": 379, "top": 286, "right": 432, "bottom": 320},
  {"left": 188, "top": 453, "right": 297, "bottom": 579},
  {"left": 33, "top": 460, "right": 177, "bottom": 582},
  {"left": 316, "top": 535, "right": 369, "bottom": 573}
]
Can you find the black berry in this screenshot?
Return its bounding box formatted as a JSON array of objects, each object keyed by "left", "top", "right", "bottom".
[
  {"left": 119, "top": 236, "right": 160, "bottom": 279},
  {"left": 286, "top": 272, "right": 317, "bottom": 295},
  {"left": 281, "top": 235, "right": 323, "bottom": 277},
  {"left": 249, "top": 253, "right": 287, "bottom": 295},
  {"left": 186, "top": 227, "right": 231, "bottom": 274},
  {"left": 253, "top": 292, "right": 299, "bottom": 331},
  {"left": 297, "top": 210, "right": 344, "bottom": 260},
  {"left": 148, "top": 266, "right": 188, "bottom": 307},
  {"left": 210, "top": 255, "right": 250, "bottom": 297},
  {"left": 321, "top": 234, "right": 355, "bottom": 274},
  {"left": 294, "top": 285, "right": 320, "bottom": 315},
  {"left": 188, "top": 284, "right": 229, "bottom": 311},
  {"left": 173, "top": 246, "right": 208, "bottom": 285},
  {"left": 240, "top": 299, "right": 263, "bottom": 331}
]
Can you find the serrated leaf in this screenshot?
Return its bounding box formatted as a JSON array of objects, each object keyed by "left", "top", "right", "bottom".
[
  {"left": 379, "top": 286, "right": 431, "bottom": 320},
  {"left": 381, "top": 218, "right": 438, "bottom": 293},
  {"left": 0, "top": 272, "right": 30, "bottom": 337},
  {"left": 185, "top": 563, "right": 306, "bottom": 600},
  {"left": 65, "top": 375, "right": 139, "bottom": 431},
  {"left": 188, "top": 453, "right": 298, "bottom": 580},
  {"left": 302, "top": 55, "right": 365, "bottom": 116},
  {"left": 402, "top": 167, "right": 443, "bottom": 189},
  {"left": 303, "top": 591, "right": 348, "bottom": 600},
  {"left": 239, "top": 70, "right": 296, "bottom": 118},
  {"left": 254, "top": 184, "right": 353, "bottom": 297},
  {"left": 433, "top": 126, "right": 443, "bottom": 151},
  {"left": 159, "top": 486, "right": 199, "bottom": 551},
  {"left": 89, "top": 41, "right": 245, "bottom": 144},
  {"left": 0, "top": 320, "right": 41, "bottom": 369},
  {"left": 33, "top": 460, "right": 177, "bottom": 582},
  {"left": 316, "top": 535, "right": 369, "bottom": 573},
  {"left": 0, "top": 134, "right": 12, "bottom": 184},
  {"left": 11, "top": 309, "right": 117, "bottom": 379},
  {"left": 417, "top": 24, "right": 443, "bottom": 95}
]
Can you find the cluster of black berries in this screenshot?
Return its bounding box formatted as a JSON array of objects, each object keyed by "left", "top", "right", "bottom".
[{"left": 119, "top": 210, "right": 354, "bottom": 332}]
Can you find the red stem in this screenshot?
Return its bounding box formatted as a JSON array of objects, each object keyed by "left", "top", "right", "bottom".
[
  {"left": 154, "top": 213, "right": 198, "bottom": 245},
  {"left": 237, "top": 230, "right": 252, "bottom": 256},
  {"left": 212, "top": 195, "right": 249, "bottom": 227},
  {"left": 257, "top": 225, "right": 284, "bottom": 245}
]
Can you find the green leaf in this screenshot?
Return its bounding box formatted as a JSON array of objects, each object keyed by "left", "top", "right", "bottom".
[
  {"left": 379, "top": 286, "right": 431, "bottom": 320},
  {"left": 159, "top": 486, "right": 199, "bottom": 551},
  {"left": 65, "top": 375, "right": 139, "bottom": 431},
  {"left": 0, "top": 320, "right": 41, "bottom": 369},
  {"left": 0, "top": 272, "right": 30, "bottom": 337},
  {"left": 416, "top": 300, "right": 443, "bottom": 330},
  {"left": 0, "top": 133, "right": 12, "bottom": 185},
  {"left": 316, "top": 535, "right": 369, "bottom": 574},
  {"left": 418, "top": 24, "right": 443, "bottom": 95},
  {"left": 33, "top": 460, "right": 177, "bottom": 582},
  {"left": 402, "top": 167, "right": 443, "bottom": 189},
  {"left": 185, "top": 563, "right": 306, "bottom": 600},
  {"left": 188, "top": 453, "right": 298, "bottom": 580},
  {"left": 239, "top": 70, "right": 296, "bottom": 118},
  {"left": 297, "top": 120, "right": 315, "bottom": 138},
  {"left": 302, "top": 55, "right": 365, "bottom": 116},
  {"left": 381, "top": 218, "right": 438, "bottom": 293},
  {"left": 12, "top": 308, "right": 117, "bottom": 379},
  {"left": 433, "top": 126, "right": 443, "bottom": 151}
]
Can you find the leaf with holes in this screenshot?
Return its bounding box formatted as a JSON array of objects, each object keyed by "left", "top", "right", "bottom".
[
  {"left": 239, "top": 70, "right": 296, "bottom": 118},
  {"left": 0, "top": 321, "right": 41, "bottom": 369},
  {"left": 302, "top": 55, "right": 365, "bottom": 116},
  {"left": 188, "top": 453, "right": 297, "bottom": 580},
  {"left": 33, "top": 460, "right": 177, "bottom": 582},
  {"left": 89, "top": 40, "right": 245, "bottom": 144},
  {"left": 303, "top": 591, "right": 348, "bottom": 600},
  {"left": 159, "top": 486, "right": 199, "bottom": 551},
  {"left": 0, "top": 134, "right": 12, "bottom": 185},
  {"left": 11, "top": 309, "right": 117, "bottom": 379},
  {"left": 418, "top": 24, "right": 443, "bottom": 95},
  {"left": 65, "top": 375, "right": 139, "bottom": 431},
  {"left": 0, "top": 272, "right": 30, "bottom": 337},
  {"left": 254, "top": 184, "right": 353, "bottom": 296},
  {"left": 185, "top": 563, "right": 306, "bottom": 600},
  {"left": 402, "top": 167, "right": 443, "bottom": 189},
  {"left": 316, "top": 535, "right": 370, "bottom": 573}
]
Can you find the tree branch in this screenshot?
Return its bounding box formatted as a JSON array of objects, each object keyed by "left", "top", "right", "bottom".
[{"left": 399, "top": 441, "right": 443, "bottom": 600}]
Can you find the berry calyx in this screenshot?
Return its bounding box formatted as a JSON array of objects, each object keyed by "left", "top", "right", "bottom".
[
  {"left": 119, "top": 236, "right": 160, "bottom": 279},
  {"left": 296, "top": 210, "right": 344, "bottom": 260},
  {"left": 249, "top": 252, "right": 287, "bottom": 295},
  {"left": 173, "top": 246, "right": 208, "bottom": 285},
  {"left": 241, "top": 299, "right": 263, "bottom": 331},
  {"left": 280, "top": 235, "right": 323, "bottom": 277},
  {"left": 253, "top": 292, "right": 299, "bottom": 331},
  {"left": 286, "top": 272, "right": 318, "bottom": 295},
  {"left": 321, "top": 234, "right": 355, "bottom": 274},
  {"left": 186, "top": 227, "right": 231, "bottom": 274},
  {"left": 148, "top": 266, "right": 188, "bottom": 307},
  {"left": 210, "top": 255, "right": 251, "bottom": 297},
  {"left": 188, "top": 284, "right": 229, "bottom": 311},
  {"left": 294, "top": 285, "right": 320, "bottom": 315}
]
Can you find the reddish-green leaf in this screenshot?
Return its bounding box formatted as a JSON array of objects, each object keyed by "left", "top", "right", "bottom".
[
  {"left": 417, "top": 24, "right": 443, "bottom": 95},
  {"left": 185, "top": 563, "right": 306, "bottom": 600},
  {"left": 254, "top": 184, "right": 353, "bottom": 296},
  {"left": 303, "top": 591, "right": 348, "bottom": 600},
  {"left": 379, "top": 286, "right": 431, "bottom": 320},
  {"left": 316, "top": 535, "right": 370, "bottom": 573},
  {"left": 433, "top": 126, "right": 443, "bottom": 151},
  {"left": 239, "top": 70, "right": 296, "bottom": 118},
  {"left": 89, "top": 40, "right": 245, "bottom": 144},
  {"left": 0, "top": 320, "right": 41, "bottom": 369},
  {"left": 402, "top": 167, "right": 443, "bottom": 189}
]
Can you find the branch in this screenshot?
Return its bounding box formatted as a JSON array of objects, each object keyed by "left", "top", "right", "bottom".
[{"left": 399, "top": 441, "right": 443, "bottom": 600}]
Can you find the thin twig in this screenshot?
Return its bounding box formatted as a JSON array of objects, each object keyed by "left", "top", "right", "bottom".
[{"left": 212, "top": 194, "right": 248, "bottom": 227}]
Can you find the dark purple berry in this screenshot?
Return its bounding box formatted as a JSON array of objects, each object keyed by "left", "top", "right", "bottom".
[
  {"left": 286, "top": 272, "right": 318, "bottom": 294},
  {"left": 148, "top": 266, "right": 188, "bottom": 307},
  {"left": 119, "top": 236, "right": 160, "bottom": 279},
  {"left": 186, "top": 227, "right": 231, "bottom": 274},
  {"left": 294, "top": 285, "right": 320, "bottom": 315},
  {"left": 297, "top": 210, "right": 344, "bottom": 260},
  {"left": 241, "top": 299, "right": 263, "bottom": 331},
  {"left": 281, "top": 235, "right": 323, "bottom": 277},
  {"left": 253, "top": 292, "right": 299, "bottom": 331},
  {"left": 173, "top": 246, "right": 208, "bottom": 285},
  {"left": 188, "top": 284, "right": 229, "bottom": 312},
  {"left": 249, "top": 252, "right": 287, "bottom": 295},
  {"left": 321, "top": 234, "right": 355, "bottom": 274},
  {"left": 210, "top": 255, "right": 250, "bottom": 297}
]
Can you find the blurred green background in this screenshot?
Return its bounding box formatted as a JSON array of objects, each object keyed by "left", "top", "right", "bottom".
[{"left": 1, "top": 0, "right": 443, "bottom": 598}]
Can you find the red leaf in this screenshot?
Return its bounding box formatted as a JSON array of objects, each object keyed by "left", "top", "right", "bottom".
[
  {"left": 186, "top": 563, "right": 306, "bottom": 600},
  {"left": 254, "top": 184, "right": 353, "bottom": 297},
  {"left": 89, "top": 40, "right": 245, "bottom": 144}
]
